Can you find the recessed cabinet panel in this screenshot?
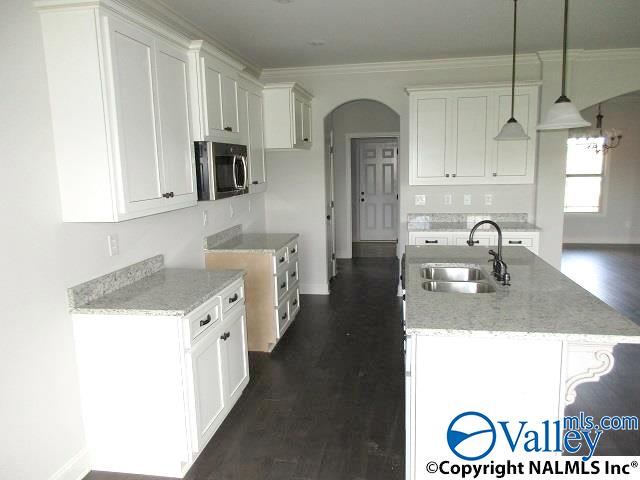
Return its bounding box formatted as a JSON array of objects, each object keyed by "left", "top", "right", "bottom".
[
  {"left": 294, "top": 96, "right": 304, "bottom": 146},
  {"left": 221, "top": 75, "right": 239, "bottom": 133},
  {"left": 495, "top": 93, "right": 530, "bottom": 177},
  {"left": 110, "top": 25, "right": 162, "bottom": 205},
  {"left": 156, "top": 44, "right": 194, "bottom": 199},
  {"left": 455, "top": 96, "right": 488, "bottom": 178},
  {"left": 247, "top": 92, "right": 266, "bottom": 184},
  {"left": 204, "top": 63, "right": 223, "bottom": 134},
  {"left": 416, "top": 97, "right": 448, "bottom": 179},
  {"left": 224, "top": 309, "right": 249, "bottom": 403},
  {"left": 302, "top": 101, "right": 311, "bottom": 143}
]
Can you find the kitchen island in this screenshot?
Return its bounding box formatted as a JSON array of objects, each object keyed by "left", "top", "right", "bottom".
[{"left": 404, "top": 245, "right": 640, "bottom": 476}]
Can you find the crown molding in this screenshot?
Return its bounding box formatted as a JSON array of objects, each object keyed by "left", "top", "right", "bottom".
[
  {"left": 261, "top": 53, "right": 541, "bottom": 79},
  {"left": 405, "top": 80, "right": 542, "bottom": 94},
  {"left": 263, "top": 82, "right": 314, "bottom": 99}
]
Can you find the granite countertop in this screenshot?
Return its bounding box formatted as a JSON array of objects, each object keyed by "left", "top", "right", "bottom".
[
  {"left": 205, "top": 233, "right": 299, "bottom": 253},
  {"left": 71, "top": 268, "right": 244, "bottom": 316},
  {"left": 408, "top": 221, "right": 541, "bottom": 232},
  {"left": 404, "top": 245, "right": 640, "bottom": 343}
]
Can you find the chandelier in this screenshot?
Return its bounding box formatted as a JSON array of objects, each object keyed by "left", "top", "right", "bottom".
[{"left": 584, "top": 104, "right": 623, "bottom": 154}]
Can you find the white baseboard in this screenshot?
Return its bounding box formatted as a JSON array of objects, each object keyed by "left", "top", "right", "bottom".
[
  {"left": 300, "top": 282, "right": 330, "bottom": 295},
  {"left": 49, "top": 448, "right": 91, "bottom": 480},
  {"left": 564, "top": 238, "right": 640, "bottom": 245}
]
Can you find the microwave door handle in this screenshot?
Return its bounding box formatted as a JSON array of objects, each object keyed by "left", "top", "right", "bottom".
[
  {"left": 241, "top": 155, "right": 248, "bottom": 188},
  {"left": 232, "top": 155, "right": 239, "bottom": 189}
]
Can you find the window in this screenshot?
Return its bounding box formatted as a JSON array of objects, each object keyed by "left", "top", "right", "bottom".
[{"left": 564, "top": 137, "right": 605, "bottom": 213}]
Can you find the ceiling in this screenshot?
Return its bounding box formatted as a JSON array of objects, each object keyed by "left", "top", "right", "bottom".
[{"left": 160, "top": 0, "right": 640, "bottom": 69}]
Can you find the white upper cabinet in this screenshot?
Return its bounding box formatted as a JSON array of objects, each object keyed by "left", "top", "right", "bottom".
[
  {"left": 263, "top": 83, "right": 313, "bottom": 150},
  {"left": 36, "top": 3, "right": 196, "bottom": 222},
  {"left": 189, "top": 41, "right": 242, "bottom": 142},
  {"left": 407, "top": 83, "right": 539, "bottom": 185}
]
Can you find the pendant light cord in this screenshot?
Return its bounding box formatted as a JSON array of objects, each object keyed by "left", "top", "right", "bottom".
[
  {"left": 510, "top": 0, "right": 518, "bottom": 119},
  {"left": 561, "top": 0, "right": 569, "bottom": 99}
]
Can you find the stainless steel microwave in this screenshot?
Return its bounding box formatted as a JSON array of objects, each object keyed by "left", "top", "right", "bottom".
[{"left": 194, "top": 142, "right": 249, "bottom": 201}]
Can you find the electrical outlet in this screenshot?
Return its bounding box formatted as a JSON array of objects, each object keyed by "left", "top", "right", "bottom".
[
  {"left": 107, "top": 234, "right": 119, "bottom": 257},
  {"left": 444, "top": 194, "right": 453, "bottom": 206},
  {"left": 202, "top": 210, "right": 208, "bottom": 227},
  {"left": 415, "top": 194, "right": 426, "bottom": 206},
  {"left": 484, "top": 194, "right": 493, "bottom": 206},
  {"left": 464, "top": 194, "right": 472, "bottom": 206}
]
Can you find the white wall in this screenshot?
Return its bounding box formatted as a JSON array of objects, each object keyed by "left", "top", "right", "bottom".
[
  {"left": 0, "top": 2, "right": 266, "bottom": 479},
  {"left": 329, "top": 100, "right": 400, "bottom": 258},
  {"left": 563, "top": 95, "right": 640, "bottom": 243}
]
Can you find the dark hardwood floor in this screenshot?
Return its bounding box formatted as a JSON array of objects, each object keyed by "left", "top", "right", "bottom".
[
  {"left": 86, "top": 258, "right": 404, "bottom": 480},
  {"left": 562, "top": 244, "right": 640, "bottom": 456}
]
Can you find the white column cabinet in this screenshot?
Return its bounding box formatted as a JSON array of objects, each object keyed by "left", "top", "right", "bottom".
[
  {"left": 407, "top": 83, "right": 539, "bottom": 186},
  {"left": 36, "top": 3, "right": 197, "bottom": 222},
  {"left": 247, "top": 91, "right": 267, "bottom": 184},
  {"left": 263, "top": 82, "right": 313, "bottom": 150}
]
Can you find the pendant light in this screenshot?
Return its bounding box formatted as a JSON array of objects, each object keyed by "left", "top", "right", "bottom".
[
  {"left": 537, "top": 0, "right": 590, "bottom": 130},
  {"left": 495, "top": 0, "right": 529, "bottom": 141}
]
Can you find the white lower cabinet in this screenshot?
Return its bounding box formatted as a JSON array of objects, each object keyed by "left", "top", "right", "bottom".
[
  {"left": 72, "top": 278, "right": 249, "bottom": 478},
  {"left": 409, "top": 230, "right": 540, "bottom": 255}
]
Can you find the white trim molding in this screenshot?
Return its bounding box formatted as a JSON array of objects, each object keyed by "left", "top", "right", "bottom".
[
  {"left": 48, "top": 448, "right": 91, "bottom": 480},
  {"left": 300, "top": 282, "right": 330, "bottom": 295}
]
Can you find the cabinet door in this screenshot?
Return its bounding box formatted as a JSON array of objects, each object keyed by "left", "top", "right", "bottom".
[
  {"left": 203, "top": 60, "right": 223, "bottom": 135},
  {"left": 302, "top": 101, "right": 311, "bottom": 144},
  {"left": 221, "top": 74, "right": 239, "bottom": 133},
  {"left": 411, "top": 96, "right": 449, "bottom": 183},
  {"left": 237, "top": 86, "right": 250, "bottom": 146},
  {"left": 107, "top": 18, "right": 163, "bottom": 210},
  {"left": 155, "top": 42, "right": 195, "bottom": 202},
  {"left": 293, "top": 95, "right": 304, "bottom": 147},
  {"left": 222, "top": 308, "right": 249, "bottom": 405},
  {"left": 492, "top": 90, "right": 533, "bottom": 179},
  {"left": 452, "top": 95, "right": 489, "bottom": 179},
  {"left": 189, "top": 325, "right": 226, "bottom": 452},
  {"left": 248, "top": 92, "right": 266, "bottom": 184}
]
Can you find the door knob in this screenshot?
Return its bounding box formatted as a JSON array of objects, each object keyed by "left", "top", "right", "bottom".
[
  {"left": 326, "top": 215, "right": 331, "bottom": 220},
  {"left": 360, "top": 198, "right": 365, "bottom": 202}
]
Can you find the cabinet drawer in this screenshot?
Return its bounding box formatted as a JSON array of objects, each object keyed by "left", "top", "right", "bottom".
[
  {"left": 411, "top": 234, "right": 450, "bottom": 246},
  {"left": 186, "top": 301, "right": 220, "bottom": 343},
  {"left": 273, "top": 247, "right": 288, "bottom": 274},
  {"left": 288, "top": 261, "right": 299, "bottom": 285},
  {"left": 289, "top": 288, "right": 300, "bottom": 320},
  {"left": 275, "top": 302, "right": 290, "bottom": 338},
  {"left": 503, "top": 237, "right": 533, "bottom": 247},
  {"left": 220, "top": 280, "right": 244, "bottom": 315},
  {"left": 274, "top": 270, "right": 288, "bottom": 305}
]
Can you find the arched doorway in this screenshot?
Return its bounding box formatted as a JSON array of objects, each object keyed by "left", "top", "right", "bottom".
[{"left": 324, "top": 99, "right": 400, "bottom": 277}]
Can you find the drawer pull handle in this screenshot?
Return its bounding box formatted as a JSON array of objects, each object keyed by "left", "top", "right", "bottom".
[
  {"left": 220, "top": 332, "right": 230, "bottom": 341},
  {"left": 280, "top": 281, "right": 287, "bottom": 289},
  {"left": 281, "top": 312, "right": 288, "bottom": 321},
  {"left": 469, "top": 240, "right": 479, "bottom": 244},
  {"left": 303, "top": 138, "right": 309, "bottom": 142},
  {"left": 224, "top": 126, "right": 233, "bottom": 132},
  {"left": 199, "top": 314, "right": 212, "bottom": 327},
  {"left": 292, "top": 299, "right": 298, "bottom": 307},
  {"left": 509, "top": 240, "right": 523, "bottom": 245},
  {"left": 291, "top": 271, "right": 297, "bottom": 278},
  {"left": 279, "top": 256, "right": 286, "bottom": 263},
  {"left": 290, "top": 248, "right": 296, "bottom": 254},
  {"left": 424, "top": 240, "right": 438, "bottom": 244},
  {"left": 229, "top": 293, "right": 239, "bottom": 304}
]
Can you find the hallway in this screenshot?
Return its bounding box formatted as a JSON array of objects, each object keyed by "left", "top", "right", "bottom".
[{"left": 86, "top": 258, "right": 405, "bottom": 480}]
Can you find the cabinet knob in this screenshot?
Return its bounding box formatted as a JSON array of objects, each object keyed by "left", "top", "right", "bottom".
[
  {"left": 445, "top": 174, "right": 450, "bottom": 178},
  {"left": 493, "top": 172, "right": 497, "bottom": 177},
  {"left": 452, "top": 173, "right": 457, "bottom": 178}
]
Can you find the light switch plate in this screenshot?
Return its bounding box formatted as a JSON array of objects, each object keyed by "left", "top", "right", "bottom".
[
  {"left": 107, "top": 234, "right": 119, "bottom": 257},
  {"left": 484, "top": 194, "right": 493, "bottom": 206},
  {"left": 415, "top": 194, "right": 426, "bottom": 206},
  {"left": 464, "top": 194, "right": 472, "bottom": 206},
  {"left": 444, "top": 194, "right": 453, "bottom": 206}
]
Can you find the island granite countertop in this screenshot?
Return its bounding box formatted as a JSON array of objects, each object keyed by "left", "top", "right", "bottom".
[
  {"left": 404, "top": 245, "right": 640, "bottom": 343},
  {"left": 68, "top": 255, "right": 244, "bottom": 316}
]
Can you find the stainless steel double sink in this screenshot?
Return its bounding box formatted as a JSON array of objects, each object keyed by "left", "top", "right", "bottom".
[{"left": 421, "top": 265, "right": 496, "bottom": 294}]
